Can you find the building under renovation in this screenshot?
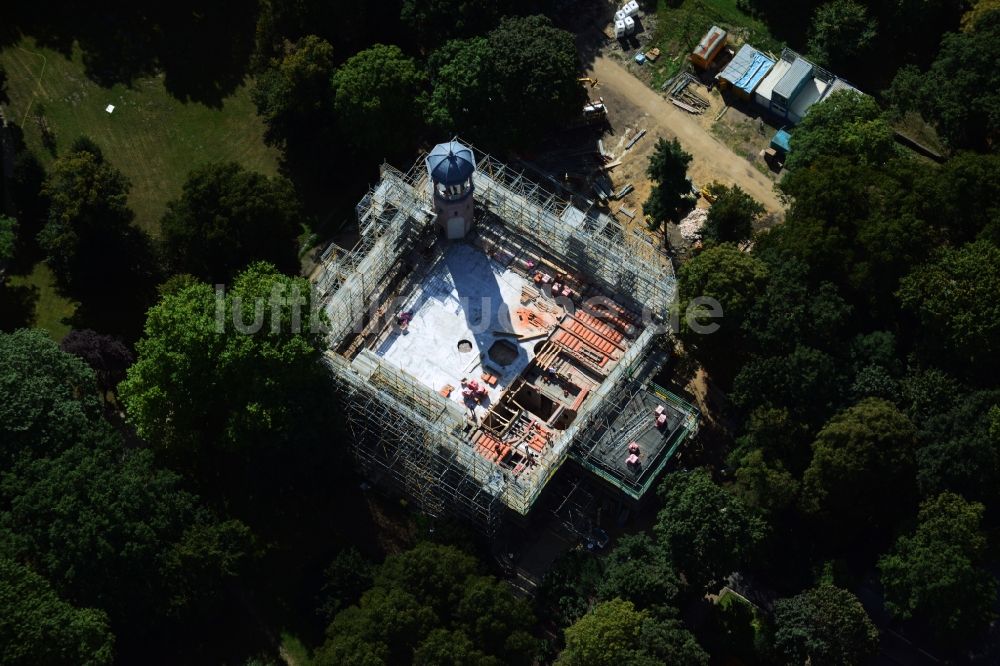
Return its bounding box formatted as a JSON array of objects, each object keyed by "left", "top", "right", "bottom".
[{"left": 312, "top": 139, "right": 698, "bottom": 537}]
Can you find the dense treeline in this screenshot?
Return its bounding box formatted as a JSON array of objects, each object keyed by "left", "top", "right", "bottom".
[
  {"left": 0, "top": 1, "right": 581, "bottom": 663},
  {"left": 663, "top": 25, "right": 1000, "bottom": 663}
]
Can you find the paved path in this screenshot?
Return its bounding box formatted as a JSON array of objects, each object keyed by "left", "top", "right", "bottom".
[{"left": 588, "top": 55, "right": 784, "bottom": 214}]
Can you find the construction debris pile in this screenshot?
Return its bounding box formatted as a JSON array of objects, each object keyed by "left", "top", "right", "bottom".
[{"left": 677, "top": 207, "right": 708, "bottom": 241}]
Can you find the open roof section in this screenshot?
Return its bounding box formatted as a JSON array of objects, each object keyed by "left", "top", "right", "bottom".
[{"left": 311, "top": 140, "right": 685, "bottom": 534}]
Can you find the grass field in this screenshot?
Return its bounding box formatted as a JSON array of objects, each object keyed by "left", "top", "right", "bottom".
[
  {"left": 0, "top": 37, "right": 280, "bottom": 235},
  {"left": 6, "top": 263, "right": 76, "bottom": 339},
  {"left": 1, "top": 37, "right": 280, "bottom": 338},
  {"left": 647, "top": 0, "right": 782, "bottom": 89}
]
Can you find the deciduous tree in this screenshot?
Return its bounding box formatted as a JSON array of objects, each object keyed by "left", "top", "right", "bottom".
[
  {"left": 316, "top": 542, "right": 537, "bottom": 665},
  {"left": 60, "top": 329, "right": 134, "bottom": 399},
  {"left": 786, "top": 91, "right": 897, "bottom": 170},
  {"left": 898, "top": 240, "right": 1000, "bottom": 379},
  {"left": 678, "top": 243, "right": 767, "bottom": 349},
  {"left": 37, "top": 149, "right": 158, "bottom": 335},
  {"left": 596, "top": 534, "right": 680, "bottom": 610},
  {"left": 879, "top": 492, "right": 997, "bottom": 644},
  {"left": 0, "top": 328, "right": 103, "bottom": 464},
  {"left": 556, "top": 599, "right": 707, "bottom": 666},
  {"left": 0, "top": 215, "right": 16, "bottom": 265},
  {"left": 655, "top": 468, "right": 766, "bottom": 594},
  {"left": 888, "top": 11, "right": 1000, "bottom": 150},
  {"left": 160, "top": 162, "right": 301, "bottom": 283},
  {"left": 252, "top": 35, "right": 336, "bottom": 150},
  {"left": 424, "top": 37, "right": 495, "bottom": 142},
  {"left": 772, "top": 585, "right": 879, "bottom": 665},
  {"left": 331, "top": 44, "right": 425, "bottom": 159},
  {"left": 800, "top": 398, "right": 917, "bottom": 543},
  {"left": 732, "top": 346, "right": 845, "bottom": 429},
  {"left": 702, "top": 184, "right": 765, "bottom": 244},
  {"left": 118, "top": 263, "right": 337, "bottom": 518},
  {"left": 0, "top": 557, "right": 114, "bottom": 666},
  {"left": 0, "top": 437, "right": 249, "bottom": 628},
  {"left": 401, "top": 0, "right": 498, "bottom": 49},
  {"left": 807, "top": 0, "right": 877, "bottom": 69}
]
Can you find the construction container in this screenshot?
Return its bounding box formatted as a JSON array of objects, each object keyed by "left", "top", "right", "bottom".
[
  {"left": 614, "top": 20, "right": 627, "bottom": 38},
  {"left": 623, "top": 16, "right": 635, "bottom": 35},
  {"left": 621, "top": 1, "right": 640, "bottom": 18},
  {"left": 614, "top": 9, "right": 627, "bottom": 22},
  {"left": 690, "top": 25, "right": 727, "bottom": 69}
]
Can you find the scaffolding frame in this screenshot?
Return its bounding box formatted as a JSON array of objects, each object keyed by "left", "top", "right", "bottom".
[{"left": 313, "top": 142, "right": 681, "bottom": 534}]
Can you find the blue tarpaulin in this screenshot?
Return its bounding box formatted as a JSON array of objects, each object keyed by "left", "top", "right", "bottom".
[
  {"left": 734, "top": 52, "right": 774, "bottom": 93},
  {"left": 717, "top": 44, "right": 775, "bottom": 95}
]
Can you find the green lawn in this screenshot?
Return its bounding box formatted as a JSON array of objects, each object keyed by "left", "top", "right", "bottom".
[
  {"left": 647, "top": 0, "right": 783, "bottom": 89},
  {"left": 6, "top": 263, "right": 76, "bottom": 340},
  {"left": 0, "top": 38, "right": 280, "bottom": 235}
]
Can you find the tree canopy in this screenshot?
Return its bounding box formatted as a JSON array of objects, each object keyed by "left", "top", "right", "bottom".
[
  {"left": 879, "top": 492, "right": 997, "bottom": 644},
  {"left": 772, "top": 585, "right": 879, "bottom": 665},
  {"left": 800, "top": 398, "right": 917, "bottom": 543},
  {"left": 807, "top": 0, "right": 877, "bottom": 69},
  {"left": 786, "top": 91, "right": 897, "bottom": 170},
  {"left": 0, "top": 556, "right": 114, "bottom": 666},
  {"left": 655, "top": 469, "right": 766, "bottom": 594},
  {"left": 677, "top": 244, "right": 768, "bottom": 368},
  {"left": 643, "top": 138, "right": 693, "bottom": 228},
  {"left": 897, "top": 239, "right": 1000, "bottom": 379},
  {"left": 160, "top": 162, "right": 301, "bottom": 284},
  {"left": 120, "top": 264, "right": 326, "bottom": 452},
  {"left": 0, "top": 328, "right": 103, "bottom": 464},
  {"left": 315, "top": 542, "right": 537, "bottom": 666},
  {"left": 0, "top": 329, "right": 254, "bottom": 661},
  {"left": 596, "top": 534, "right": 681, "bottom": 610},
  {"left": 60, "top": 329, "right": 133, "bottom": 399},
  {"left": 889, "top": 10, "right": 1000, "bottom": 151},
  {"left": 251, "top": 35, "right": 336, "bottom": 151},
  {"left": 0, "top": 215, "right": 16, "bottom": 265},
  {"left": 424, "top": 37, "right": 495, "bottom": 142},
  {"left": 118, "top": 263, "right": 337, "bottom": 519},
  {"left": 702, "top": 184, "right": 765, "bottom": 245},
  {"left": 401, "top": 0, "right": 499, "bottom": 49},
  {"left": 331, "top": 44, "right": 425, "bottom": 159},
  {"left": 37, "top": 149, "right": 158, "bottom": 335},
  {"left": 424, "top": 15, "right": 581, "bottom": 149},
  {"left": 556, "top": 599, "right": 707, "bottom": 666},
  {"left": 486, "top": 15, "right": 582, "bottom": 147},
  {"left": 40, "top": 153, "right": 132, "bottom": 276}
]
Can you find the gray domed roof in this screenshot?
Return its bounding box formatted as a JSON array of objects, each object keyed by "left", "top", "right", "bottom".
[{"left": 426, "top": 140, "right": 475, "bottom": 186}]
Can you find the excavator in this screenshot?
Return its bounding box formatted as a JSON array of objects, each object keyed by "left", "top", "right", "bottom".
[{"left": 577, "top": 77, "right": 600, "bottom": 88}]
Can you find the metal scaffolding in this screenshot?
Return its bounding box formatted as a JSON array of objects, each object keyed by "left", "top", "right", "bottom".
[{"left": 312, "top": 142, "right": 683, "bottom": 535}]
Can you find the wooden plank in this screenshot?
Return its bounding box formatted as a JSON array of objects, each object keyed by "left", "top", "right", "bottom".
[
  {"left": 625, "top": 129, "right": 647, "bottom": 150},
  {"left": 671, "top": 99, "right": 700, "bottom": 114}
]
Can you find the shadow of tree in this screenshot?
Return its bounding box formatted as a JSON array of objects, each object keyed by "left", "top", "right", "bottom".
[
  {"left": 6, "top": 0, "right": 259, "bottom": 108},
  {"left": 0, "top": 280, "right": 39, "bottom": 331}
]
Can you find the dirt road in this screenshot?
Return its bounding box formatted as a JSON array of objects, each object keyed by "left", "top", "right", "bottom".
[{"left": 588, "top": 55, "right": 784, "bottom": 214}]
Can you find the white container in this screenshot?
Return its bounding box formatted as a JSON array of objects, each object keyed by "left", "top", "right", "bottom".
[
  {"left": 623, "top": 16, "right": 635, "bottom": 35},
  {"left": 614, "top": 9, "right": 627, "bottom": 22},
  {"left": 614, "top": 20, "right": 627, "bottom": 38},
  {"left": 622, "top": 1, "right": 640, "bottom": 18}
]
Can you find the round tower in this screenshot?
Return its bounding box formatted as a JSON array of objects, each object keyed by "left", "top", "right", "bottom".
[{"left": 426, "top": 140, "right": 476, "bottom": 239}]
